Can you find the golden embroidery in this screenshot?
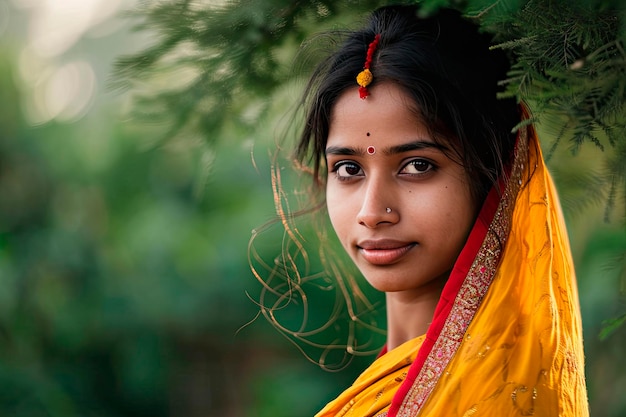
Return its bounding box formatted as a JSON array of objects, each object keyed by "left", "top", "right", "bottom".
[
  {"left": 336, "top": 399, "right": 356, "bottom": 417},
  {"left": 511, "top": 385, "right": 537, "bottom": 415}
]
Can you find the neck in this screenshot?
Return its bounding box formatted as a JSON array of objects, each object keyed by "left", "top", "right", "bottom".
[{"left": 385, "top": 277, "right": 446, "bottom": 350}]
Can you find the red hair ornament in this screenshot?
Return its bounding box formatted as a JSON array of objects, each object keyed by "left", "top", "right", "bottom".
[{"left": 356, "top": 34, "right": 380, "bottom": 99}]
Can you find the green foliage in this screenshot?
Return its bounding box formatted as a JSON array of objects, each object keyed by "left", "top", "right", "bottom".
[
  {"left": 113, "top": 0, "right": 383, "bottom": 147},
  {"left": 480, "top": 0, "right": 626, "bottom": 221},
  {"left": 568, "top": 214, "right": 626, "bottom": 415},
  {"left": 601, "top": 313, "right": 626, "bottom": 340}
]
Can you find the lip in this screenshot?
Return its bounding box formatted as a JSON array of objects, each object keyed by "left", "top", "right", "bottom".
[{"left": 357, "top": 239, "right": 416, "bottom": 265}]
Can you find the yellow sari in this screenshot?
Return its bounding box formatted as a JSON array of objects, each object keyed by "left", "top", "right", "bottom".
[{"left": 316, "top": 123, "right": 589, "bottom": 416}]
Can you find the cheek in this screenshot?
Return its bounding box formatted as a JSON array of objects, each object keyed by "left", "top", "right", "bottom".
[
  {"left": 418, "top": 181, "right": 476, "bottom": 242},
  {"left": 441, "top": 186, "right": 476, "bottom": 243}
]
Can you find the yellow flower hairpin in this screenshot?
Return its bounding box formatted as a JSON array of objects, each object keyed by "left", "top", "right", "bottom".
[{"left": 356, "top": 34, "right": 380, "bottom": 99}]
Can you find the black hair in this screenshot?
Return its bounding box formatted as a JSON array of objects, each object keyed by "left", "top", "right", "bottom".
[{"left": 296, "top": 5, "right": 520, "bottom": 203}]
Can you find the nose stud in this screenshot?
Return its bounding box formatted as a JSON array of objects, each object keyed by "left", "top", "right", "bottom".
[{"left": 386, "top": 207, "right": 392, "bottom": 213}]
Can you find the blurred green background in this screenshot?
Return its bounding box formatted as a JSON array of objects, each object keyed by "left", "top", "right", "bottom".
[{"left": 0, "top": 1, "right": 624, "bottom": 416}]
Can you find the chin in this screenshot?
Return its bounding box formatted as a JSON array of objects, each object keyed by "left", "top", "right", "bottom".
[
  {"left": 362, "top": 275, "right": 413, "bottom": 293},
  {"left": 361, "top": 268, "right": 450, "bottom": 294}
]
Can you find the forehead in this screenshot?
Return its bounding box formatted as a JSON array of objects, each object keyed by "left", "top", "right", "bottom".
[{"left": 328, "top": 83, "right": 428, "bottom": 147}]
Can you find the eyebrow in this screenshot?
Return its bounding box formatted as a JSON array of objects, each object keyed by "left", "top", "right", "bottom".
[{"left": 325, "top": 140, "right": 448, "bottom": 156}]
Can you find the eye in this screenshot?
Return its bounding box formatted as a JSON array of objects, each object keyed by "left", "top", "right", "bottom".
[
  {"left": 400, "top": 158, "right": 435, "bottom": 176},
  {"left": 333, "top": 161, "right": 363, "bottom": 180}
]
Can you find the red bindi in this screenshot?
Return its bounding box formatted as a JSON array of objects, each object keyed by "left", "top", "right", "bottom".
[{"left": 367, "top": 146, "right": 376, "bottom": 155}]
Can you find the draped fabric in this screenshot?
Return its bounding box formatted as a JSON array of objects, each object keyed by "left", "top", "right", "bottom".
[
  {"left": 315, "top": 336, "right": 424, "bottom": 417},
  {"left": 316, "top": 124, "right": 589, "bottom": 416}
]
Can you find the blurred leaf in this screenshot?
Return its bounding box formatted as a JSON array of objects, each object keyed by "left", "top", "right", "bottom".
[{"left": 600, "top": 313, "right": 626, "bottom": 340}]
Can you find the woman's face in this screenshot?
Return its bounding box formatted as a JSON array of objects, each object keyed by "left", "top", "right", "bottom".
[{"left": 325, "top": 83, "right": 477, "bottom": 296}]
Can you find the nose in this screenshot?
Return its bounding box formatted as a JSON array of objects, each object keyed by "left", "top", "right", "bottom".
[{"left": 356, "top": 176, "right": 399, "bottom": 228}]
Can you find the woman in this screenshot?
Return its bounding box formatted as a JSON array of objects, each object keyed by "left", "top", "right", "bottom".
[{"left": 266, "top": 5, "right": 588, "bottom": 416}]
